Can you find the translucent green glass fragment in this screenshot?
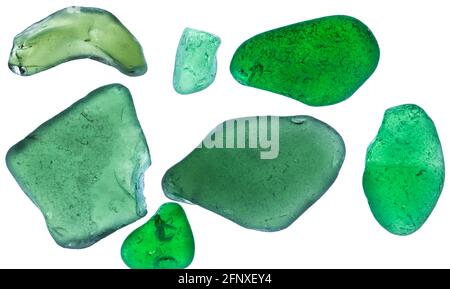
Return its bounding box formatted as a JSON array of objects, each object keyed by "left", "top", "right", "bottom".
[
  {"left": 363, "top": 104, "right": 445, "bottom": 235},
  {"left": 230, "top": 15, "right": 379, "bottom": 106},
  {"left": 121, "top": 203, "right": 195, "bottom": 269}
]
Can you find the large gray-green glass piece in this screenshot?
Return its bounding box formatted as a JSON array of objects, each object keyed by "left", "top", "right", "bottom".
[
  {"left": 6, "top": 84, "right": 151, "bottom": 248},
  {"left": 173, "top": 28, "right": 221, "bottom": 94},
  {"left": 163, "top": 115, "right": 345, "bottom": 231},
  {"left": 8, "top": 7, "right": 147, "bottom": 76}
]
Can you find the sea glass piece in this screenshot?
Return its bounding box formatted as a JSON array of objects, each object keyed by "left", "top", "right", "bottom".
[
  {"left": 162, "top": 115, "right": 345, "bottom": 231},
  {"left": 6, "top": 84, "right": 151, "bottom": 248},
  {"left": 121, "top": 203, "right": 195, "bottom": 269},
  {"left": 230, "top": 15, "right": 380, "bottom": 106},
  {"left": 363, "top": 104, "right": 445, "bottom": 235},
  {"left": 173, "top": 28, "right": 221, "bottom": 94},
  {"left": 8, "top": 6, "right": 147, "bottom": 76}
]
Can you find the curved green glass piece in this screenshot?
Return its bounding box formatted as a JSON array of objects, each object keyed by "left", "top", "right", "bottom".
[{"left": 8, "top": 7, "right": 147, "bottom": 76}]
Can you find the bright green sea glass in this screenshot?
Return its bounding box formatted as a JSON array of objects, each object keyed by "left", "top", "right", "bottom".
[
  {"left": 363, "top": 104, "right": 445, "bottom": 235},
  {"left": 230, "top": 15, "right": 380, "bottom": 106},
  {"left": 173, "top": 28, "right": 221, "bottom": 94},
  {"left": 6, "top": 84, "right": 151, "bottom": 248},
  {"left": 8, "top": 7, "right": 147, "bottom": 76},
  {"left": 121, "top": 203, "right": 195, "bottom": 269},
  {"left": 163, "top": 115, "right": 345, "bottom": 231}
]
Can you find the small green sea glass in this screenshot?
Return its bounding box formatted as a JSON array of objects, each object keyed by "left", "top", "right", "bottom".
[
  {"left": 230, "top": 15, "right": 380, "bottom": 106},
  {"left": 163, "top": 116, "right": 345, "bottom": 231},
  {"left": 173, "top": 28, "right": 221, "bottom": 94},
  {"left": 121, "top": 203, "right": 195, "bottom": 269},
  {"left": 363, "top": 104, "right": 445, "bottom": 235},
  {"left": 8, "top": 6, "right": 147, "bottom": 76},
  {"left": 6, "top": 84, "right": 151, "bottom": 248}
]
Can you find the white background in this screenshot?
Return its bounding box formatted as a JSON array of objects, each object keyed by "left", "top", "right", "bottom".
[{"left": 0, "top": 0, "right": 449, "bottom": 269}]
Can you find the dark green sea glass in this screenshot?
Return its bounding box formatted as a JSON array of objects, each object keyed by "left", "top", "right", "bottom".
[
  {"left": 6, "top": 84, "right": 151, "bottom": 248},
  {"left": 8, "top": 7, "right": 147, "bottom": 76},
  {"left": 230, "top": 15, "right": 380, "bottom": 106},
  {"left": 363, "top": 104, "right": 445, "bottom": 235},
  {"left": 162, "top": 116, "right": 345, "bottom": 231},
  {"left": 121, "top": 203, "right": 195, "bottom": 269}
]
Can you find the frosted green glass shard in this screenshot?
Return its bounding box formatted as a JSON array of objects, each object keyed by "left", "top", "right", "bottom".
[{"left": 6, "top": 84, "right": 151, "bottom": 248}]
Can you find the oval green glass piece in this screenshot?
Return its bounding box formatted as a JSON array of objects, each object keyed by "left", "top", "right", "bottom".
[
  {"left": 8, "top": 7, "right": 147, "bottom": 76},
  {"left": 173, "top": 28, "right": 221, "bottom": 94},
  {"left": 121, "top": 203, "right": 195, "bottom": 269},
  {"left": 363, "top": 104, "right": 445, "bottom": 235},
  {"left": 230, "top": 15, "right": 380, "bottom": 106},
  {"left": 6, "top": 84, "right": 151, "bottom": 248},
  {"left": 162, "top": 116, "right": 345, "bottom": 231}
]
